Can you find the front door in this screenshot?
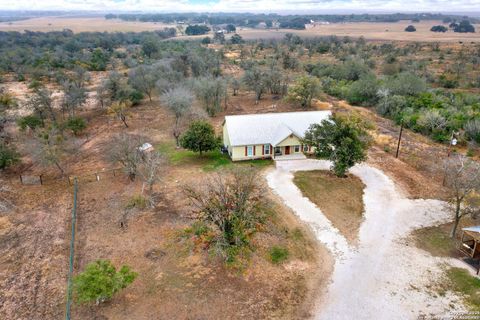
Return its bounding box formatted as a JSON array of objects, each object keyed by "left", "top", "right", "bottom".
[{"left": 285, "top": 146, "right": 290, "bottom": 155}]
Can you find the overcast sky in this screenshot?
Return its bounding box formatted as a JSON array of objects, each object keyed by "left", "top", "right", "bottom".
[{"left": 0, "top": 0, "right": 479, "bottom": 13}]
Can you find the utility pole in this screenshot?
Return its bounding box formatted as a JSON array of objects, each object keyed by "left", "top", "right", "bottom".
[
  {"left": 442, "top": 132, "right": 458, "bottom": 186},
  {"left": 395, "top": 121, "right": 404, "bottom": 159}
]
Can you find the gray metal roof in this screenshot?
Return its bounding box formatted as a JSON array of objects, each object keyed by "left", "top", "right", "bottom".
[
  {"left": 224, "top": 111, "right": 332, "bottom": 147},
  {"left": 463, "top": 226, "right": 480, "bottom": 234}
]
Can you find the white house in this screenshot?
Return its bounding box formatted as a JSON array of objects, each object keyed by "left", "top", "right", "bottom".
[{"left": 222, "top": 111, "right": 331, "bottom": 161}]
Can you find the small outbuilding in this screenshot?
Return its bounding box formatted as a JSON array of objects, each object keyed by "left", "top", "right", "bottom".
[{"left": 459, "top": 226, "right": 480, "bottom": 259}]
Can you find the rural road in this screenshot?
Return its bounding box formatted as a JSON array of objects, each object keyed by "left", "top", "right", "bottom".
[{"left": 266, "top": 159, "right": 468, "bottom": 320}]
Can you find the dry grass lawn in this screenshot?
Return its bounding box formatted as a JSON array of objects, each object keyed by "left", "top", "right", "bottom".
[
  {"left": 237, "top": 20, "right": 480, "bottom": 42},
  {"left": 293, "top": 170, "right": 365, "bottom": 244},
  {"left": 0, "top": 17, "right": 175, "bottom": 33}
]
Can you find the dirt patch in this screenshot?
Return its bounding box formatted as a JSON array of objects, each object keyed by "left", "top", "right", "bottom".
[{"left": 293, "top": 170, "right": 365, "bottom": 244}]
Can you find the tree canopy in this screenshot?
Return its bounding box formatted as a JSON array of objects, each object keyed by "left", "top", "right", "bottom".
[
  {"left": 180, "top": 120, "right": 219, "bottom": 155},
  {"left": 73, "top": 260, "right": 137, "bottom": 304},
  {"left": 304, "top": 114, "right": 371, "bottom": 177},
  {"left": 286, "top": 75, "right": 321, "bottom": 109}
]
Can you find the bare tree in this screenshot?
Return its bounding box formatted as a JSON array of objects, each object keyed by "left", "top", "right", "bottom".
[
  {"left": 230, "top": 77, "right": 240, "bottom": 96},
  {"left": 109, "top": 133, "right": 144, "bottom": 181},
  {"left": 184, "top": 169, "right": 266, "bottom": 259},
  {"left": 161, "top": 86, "right": 194, "bottom": 146},
  {"left": 193, "top": 76, "right": 227, "bottom": 116},
  {"left": 444, "top": 155, "right": 480, "bottom": 238},
  {"left": 138, "top": 151, "right": 165, "bottom": 206},
  {"left": 243, "top": 67, "right": 267, "bottom": 104},
  {"left": 26, "top": 87, "right": 57, "bottom": 125},
  {"left": 60, "top": 79, "right": 87, "bottom": 117},
  {"left": 96, "top": 81, "right": 110, "bottom": 109},
  {"left": 108, "top": 101, "right": 131, "bottom": 128},
  {"left": 0, "top": 179, "right": 15, "bottom": 213},
  {"left": 31, "top": 127, "right": 66, "bottom": 176}
]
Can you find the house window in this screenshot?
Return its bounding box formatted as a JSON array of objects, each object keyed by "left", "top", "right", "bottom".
[
  {"left": 264, "top": 144, "right": 270, "bottom": 155},
  {"left": 275, "top": 147, "right": 281, "bottom": 155},
  {"left": 303, "top": 145, "right": 309, "bottom": 152},
  {"left": 247, "top": 146, "right": 254, "bottom": 157},
  {"left": 294, "top": 145, "right": 300, "bottom": 153}
]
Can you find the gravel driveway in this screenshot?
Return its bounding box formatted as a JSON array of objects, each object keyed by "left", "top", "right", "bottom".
[{"left": 266, "top": 159, "right": 469, "bottom": 320}]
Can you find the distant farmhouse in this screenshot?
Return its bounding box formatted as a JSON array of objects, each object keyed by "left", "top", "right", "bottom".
[{"left": 222, "top": 111, "right": 331, "bottom": 161}]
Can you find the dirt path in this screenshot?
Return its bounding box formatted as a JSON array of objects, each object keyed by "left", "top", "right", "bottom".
[{"left": 266, "top": 159, "right": 469, "bottom": 319}]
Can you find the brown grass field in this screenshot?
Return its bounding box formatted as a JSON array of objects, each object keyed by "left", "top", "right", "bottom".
[
  {"left": 1, "top": 17, "right": 479, "bottom": 42},
  {"left": 0, "top": 16, "right": 175, "bottom": 33},
  {"left": 237, "top": 20, "right": 480, "bottom": 42}
]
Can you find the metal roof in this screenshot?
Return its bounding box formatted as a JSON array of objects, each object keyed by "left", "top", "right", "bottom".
[
  {"left": 224, "top": 111, "right": 332, "bottom": 147},
  {"left": 463, "top": 226, "right": 480, "bottom": 234}
]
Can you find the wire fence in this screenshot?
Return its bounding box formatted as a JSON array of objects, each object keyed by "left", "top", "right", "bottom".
[
  {"left": 19, "top": 167, "right": 124, "bottom": 187},
  {"left": 65, "top": 178, "right": 78, "bottom": 320}
]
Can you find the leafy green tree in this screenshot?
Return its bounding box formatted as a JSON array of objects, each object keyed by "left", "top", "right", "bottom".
[
  {"left": 431, "top": 25, "right": 448, "bottom": 32},
  {"left": 73, "top": 260, "right": 137, "bottom": 305},
  {"left": 226, "top": 24, "right": 236, "bottom": 33},
  {"left": 385, "top": 72, "right": 427, "bottom": 96},
  {"left": 185, "top": 25, "right": 210, "bottom": 36},
  {"left": 180, "top": 120, "right": 219, "bottom": 155},
  {"left": 405, "top": 25, "right": 417, "bottom": 32},
  {"left": 0, "top": 143, "right": 19, "bottom": 169},
  {"left": 286, "top": 75, "right": 321, "bottom": 109},
  {"left": 230, "top": 34, "right": 244, "bottom": 44},
  {"left": 346, "top": 74, "right": 379, "bottom": 105},
  {"left": 90, "top": 48, "right": 109, "bottom": 71},
  {"left": 142, "top": 37, "right": 159, "bottom": 58},
  {"left": 304, "top": 114, "right": 370, "bottom": 177},
  {"left": 452, "top": 20, "right": 475, "bottom": 33}
]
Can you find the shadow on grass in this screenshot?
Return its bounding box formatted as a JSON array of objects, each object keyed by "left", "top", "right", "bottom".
[{"left": 157, "top": 142, "right": 273, "bottom": 172}]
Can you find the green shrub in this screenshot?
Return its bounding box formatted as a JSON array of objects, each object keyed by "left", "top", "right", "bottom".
[
  {"left": 17, "top": 115, "right": 43, "bottom": 131},
  {"left": 345, "top": 74, "right": 379, "bottom": 105},
  {"left": 0, "top": 143, "right": 19, "bottom": 169},
  {"left": 129, "top": 90, "right": 144, "bottom": 106},
  {"left": 73, "top": 260, "right": 137, "bottom": 304},
  {"left": 65, "top": 117, "right": 87, "bottom": 135},
  {"left": 269, "top": 246, "right": 289, "bottom": 264}
]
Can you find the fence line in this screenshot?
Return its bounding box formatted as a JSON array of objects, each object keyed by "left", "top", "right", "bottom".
[
  {"left": 19, "top": 167, "right": 124, "bottom": 186},
  {"left": 65, "top": 178, "right": 78, "bottom": 320}
]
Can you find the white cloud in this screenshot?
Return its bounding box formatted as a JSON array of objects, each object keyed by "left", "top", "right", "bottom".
[{"left": 0, "top": 0, "right": 479, "bottom": 12}]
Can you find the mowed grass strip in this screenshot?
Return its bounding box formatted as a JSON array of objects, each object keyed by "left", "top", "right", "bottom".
[
  {"left": 157, "top": 141, "right": 272, "bottom": 171},
  {"left": 293, "top": 170, "right": 365, "bottom": 244}
]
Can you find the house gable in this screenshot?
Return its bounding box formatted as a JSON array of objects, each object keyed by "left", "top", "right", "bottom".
[{"left": 275, "top": 134, "right": 302, "bottom": 147}]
